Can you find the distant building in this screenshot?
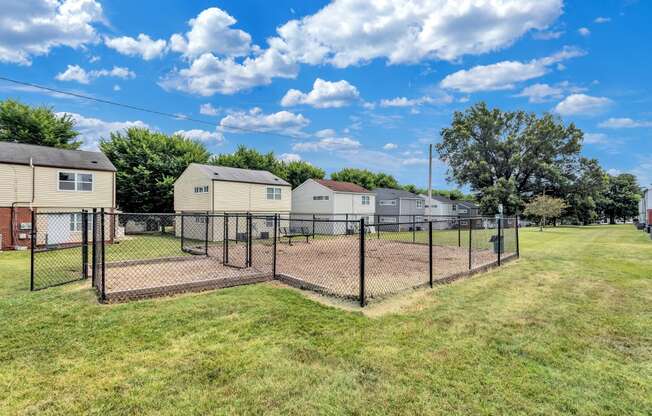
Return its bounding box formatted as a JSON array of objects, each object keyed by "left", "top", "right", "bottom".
[
  {"left": 419, "top": 194, "right": 458, "bottom": 217},
  {"left": 373, "top": 188, "right": 425, "bottom": 231}
]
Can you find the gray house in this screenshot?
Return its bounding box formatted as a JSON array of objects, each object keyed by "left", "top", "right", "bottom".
[
  {"left": 457, "top": 200, "right": 480, "bottom": 217},
  {"left": 373, "top": 188, "right": 425, "bottom": 231}
]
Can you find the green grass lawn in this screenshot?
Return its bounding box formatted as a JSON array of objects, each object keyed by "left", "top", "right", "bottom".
[{"left": 1, "top": 226, "right": 651, "bottom": 415}]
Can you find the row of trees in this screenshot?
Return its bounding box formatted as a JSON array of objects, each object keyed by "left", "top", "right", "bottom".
[
  {"left": 436, "top": 102, "right": 641, "bottom": 224},
  {"left": 1, "top": 99, "right": 642, "bottom": 222}
]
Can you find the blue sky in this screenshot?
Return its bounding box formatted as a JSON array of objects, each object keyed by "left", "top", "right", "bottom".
[{"left": 1, "top": 0, "right": 651, "bottom": 190}]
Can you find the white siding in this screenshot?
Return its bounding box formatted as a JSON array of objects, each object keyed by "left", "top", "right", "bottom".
[
  {"left": 291, "top": 179, "right": 335, "bottom": 214},
  {"left": 0, "top": 163, "right": 33, "bottom": 206},
  {"left": 174, "top": 164, "right": 212, "bottom": 212}
]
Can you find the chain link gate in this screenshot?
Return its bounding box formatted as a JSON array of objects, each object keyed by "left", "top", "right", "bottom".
[{"left": 223, "top": 214, "right": 252, "bottom": 268}]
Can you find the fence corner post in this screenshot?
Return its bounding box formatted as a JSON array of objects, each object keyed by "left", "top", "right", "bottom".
[
  {"left": 273, "top": 214, "right": 278, "bottom": 278},
  {"left": 359, "top": 217, "right": 366, "bottom": 307},
  {"left": 468, "top": 220, "right": 472, "bottom": 270},
  {"left": 100, "top": 208, "right": 106, "bottom": 302},
  {"left": 497, "top": 217, "right": 502, "bottom": 266},
  {"left": 180, "top": 212, "right": 185, "bottom": 252},
  {"left": 515, "top": 215, "right": 520, "bottom": 258},
  {"left": 428, "top": 220, "right": 433, "bottom": 288},
  {"left": 30, "top": 209, "right": 36, "bottom": 291},
  {"left": 82, "top": 210, "right": 88, "bottom": 280},
  {"left": 205, "top": 211, "right": 209, "bottom": 256}
]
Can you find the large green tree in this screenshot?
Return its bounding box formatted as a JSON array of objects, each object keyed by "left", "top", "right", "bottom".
[
  {"left": 100, "top": 128, "right": 210, "bottom": 212},
  {"left": 330, "top": 168, "right": 399, "bottom": 190},
  {"left": 598, "top": 173, "right": 640, "bottom": 224},
  {"left": 436, "top": 102, "right": 583, "bottom": 214},
  {"left": 524, "top": 195, "right": 568, "bottom": 231},
  {"left": 563, "top": 158, "right": 607, "bottom": 225},
  {"left": 283, "top": 160, "right": 325, "bottom": 188},
  {"left": 0, "top": 99, "right": 80, "bottom": 148}
]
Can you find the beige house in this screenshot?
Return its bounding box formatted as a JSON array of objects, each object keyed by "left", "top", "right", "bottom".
[
  {"left": 0, "top": 142, "right": 116, "bottom": 250},
  {"left": 174, "top": 163, "right": 291, "bottom": 241}
]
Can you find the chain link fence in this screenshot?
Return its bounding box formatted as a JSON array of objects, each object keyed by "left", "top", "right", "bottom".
[{"left": 31, "top": 211, "right": 519, "bottom": 305}]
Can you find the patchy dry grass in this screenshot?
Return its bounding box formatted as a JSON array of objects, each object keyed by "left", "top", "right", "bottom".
[{"left": 0, "top": 225, "right": 650, "bottom": 415}]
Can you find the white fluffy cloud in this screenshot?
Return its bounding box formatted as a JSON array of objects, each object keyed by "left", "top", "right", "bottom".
[
  {"left": 598, "top": 118, "right": 652, "bottom": 128},
  {"left": 379, "top": 94, "right": 453, "bottom": 107},
  {"left": 383, "top": 143, "right": 398, "bottom": 150},
  {"left": 583, "top": 133, "right": 608, "bottom": 144},
  {"left": 281, "top": 78, "right": 360, "bottom": 108},
  {"left": 554, "top": 94, "right": 612, "bottom": 116},
  {"left": 578, "top": 27, "right": 591, "bottom": 37},
  {"left": 293, "top": 137, "right": 361, "bottom": 152},
  {"left": 160, "top": 49, "right": 298, "bottom": 95},
  {"left": 104, "top": 34, "right": 167, "bottom": 60},
  {"left": 161, "top": 1, "right": 563, "bottom": 96},
  {"left": 0, "top": 0, "right": 104, "bottom": 65},
  {"left": 199, "top": 103, "right": 220, "bottom": 116},
  {"left": 516, "top": 81, "right": 585, "bottom": 103},
  {"left": 279, "top": 153, "right": 302, "bottom": 162},
  {"left": 169, "top": 7, "right": 251, "bottom": 58},
  {"left": 58, "top": 112, "right": 148, "bottom": 150},
  {"left": 440, "top": 47, "right": 585, "bottom": 93},
  {"left": 55, "top": 65, "right": 135, "bottom": 84},
  {"left": 270, "top": 0, "right": 562, "bottom": 67},
  {"left": 174, "top": 129, "right": 224, "bottom": 144},
  {"left": 219, "top": 107, "right": 309, "bottom": 135},
  {"left": 594, "top": 17, "right": 611, "bottom": 24}
]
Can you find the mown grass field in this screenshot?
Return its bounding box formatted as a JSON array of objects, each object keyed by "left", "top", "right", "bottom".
[{"left": 1, "top": 225, "right": 650, "bottom": 415}]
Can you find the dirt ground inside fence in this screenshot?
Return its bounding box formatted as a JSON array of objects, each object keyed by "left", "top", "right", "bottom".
[
  {"left": 102, "top": 236, "right": 503, "bottom": 301},
  {"left": 275, "top": 238, "right": 498, "bottom": 299}
]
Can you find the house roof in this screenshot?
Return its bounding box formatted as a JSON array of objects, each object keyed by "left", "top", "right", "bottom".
[
  {"left": 314, "top": 179, "right": 371, "bottom": 193},
  {"left": 420, "top": 194, "right": 456, "bottom": 204},
  {"left": 373, "top": 188, "right": 419, "bottom": 199},
  {"left": 0, "top": 141, "right": 116, "bottom": 172},
  {"left": 194, "top": 164, "right": 290, "bottom": 186},
  {"left": 457, "top": 200, "right": 479, "bottom": 209}
]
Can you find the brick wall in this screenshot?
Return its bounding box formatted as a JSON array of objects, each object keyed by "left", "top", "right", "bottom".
[{"left": 0, "top": 207, "right": 32, "bottom": 250}]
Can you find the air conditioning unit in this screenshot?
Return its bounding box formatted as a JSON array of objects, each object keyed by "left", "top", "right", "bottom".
[{"left": 18, "top": 233, "right": 28, "bottom": 240}]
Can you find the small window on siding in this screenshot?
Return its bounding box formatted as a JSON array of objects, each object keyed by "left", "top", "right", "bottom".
[
  {"left": 379, "top": 216, "right": 397, "bottom": 223},
  {"left": 194, "top": 185, "right": 209, "bottom": 193},
  {"left": 361, "top": 195, "right": 370, "bottom": 205},
  {"left": 266, "top": 216, "right": 274, "bottom": 227},
  {"left": 70, "top": 213, "right": 83, "bottom": 232},
  {"left": 416, "top": 200, "right": 424, "bottom": 208},
  {"left": 379, "top": 200, "right": 396, "bottom": 206},
  {"left": 267, "top": 187, "right": 281, "bottom": 200},
  {"left": 313, "top": 195, "right": 330, "bottom": 201},
  {"left": 59, "top": 172, "right": 93, "bottom": 192}
]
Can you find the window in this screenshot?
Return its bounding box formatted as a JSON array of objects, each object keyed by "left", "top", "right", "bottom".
[
  {"left": 195, "top": 217, "right": 207, "bottom": 224},
  {"left": 416, "top": 200, "right": 424, "bottom": 208},
  {"left": 70, "top": 213, "right": 83, "bottom": 232},
  {"left": 266, "top": 216, "right": 275, "bottom": 227},
  {"left": 194, "top": 185, "right": 209, "bottom": 193},
  {"left": 379, "top": 200, "right": 396, "bottom": 206},
  {"left": 379, "top": 216, "right": 397, "bottom": 223},
  {"left": 267, "top": 187, "right": 281, "bottom": 200},
  {"left": 452, "top": 204, "right": 457, "bottom": 211},
  {"left": 313, "top": 195, "right": 329, "bottom": 201},
  {"left": 361, "top": 195, "right": 370, "bottom": 205},
  {"left": 59, "top": 172, "right": 93, "bottom": 192}
]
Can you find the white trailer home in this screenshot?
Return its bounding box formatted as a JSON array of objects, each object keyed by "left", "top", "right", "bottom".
[
  {"left": 291, "top": 179, "right": 375, "bottom": 234},
  {"left": 174, "top": 164, "right": 291, "bottom": 241}
]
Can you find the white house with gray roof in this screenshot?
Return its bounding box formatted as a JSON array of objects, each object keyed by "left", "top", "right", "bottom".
[{"left": 173, "top": 163, "right": 291, "bottom": 241}]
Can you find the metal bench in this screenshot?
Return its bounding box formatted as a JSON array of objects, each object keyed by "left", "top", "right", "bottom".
[{"left": 279, "top": 226, "right": 311, "bottom": 246}]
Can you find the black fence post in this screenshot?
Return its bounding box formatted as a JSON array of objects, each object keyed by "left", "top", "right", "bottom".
[
  {"left": 515, "top": 216, "right": 520, "bottom": 258},
  {"left": 359, "top": 217, "right": 366, "bottom": 307},
  {"left": 222, "top": 214, "right": 227, "bottom": 265},
  {"left": 468, "top": 220, "right": 472, "bottom": 270},
  {"left": 247, "top": 213, "right": 253, "bottom": 267},
  {"left": 30, "top": 209, "right": 36, "bottom": 291},
  {"left": 376, "top": 214, "right": 380, "bottom": 240},
  {"left": 180, "top": 213, "right": 185, "bottom": 252},
  {"left": 428, "top": 220, "right": 433, "bottom": 288},
  {"left": 204, "top": 211, "right": 209, "bottom": 256},
  {"left": 497, "top": 218, "right": 502, "bottom": 266},
  {"left": 272, "top": 214, "right": 278, "bottom": 277},
  {"left": 82, "top": 210, "right": 88, "bottom": 279},
  {"left": 91, "top": 208, "right": 97, "bottom": 287},
  {"left": 100, "top": 208, "right": 106, "bottom": 302},
  {"left": 457, "top": 215, "right": 461, "bottom": 247},
  {"left": 312, "top": 214, "right": 316, "bottom": 239},
  {"left": 235, "top": 214, "right": 239, "bottom": 245},
  {"left": 412, "top": 214, "right": 416, "bottom": 243}
]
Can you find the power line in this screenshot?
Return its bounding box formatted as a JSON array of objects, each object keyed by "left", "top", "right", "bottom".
[{"left": 0, "top": 76, "right": 308, "bottom": 141}]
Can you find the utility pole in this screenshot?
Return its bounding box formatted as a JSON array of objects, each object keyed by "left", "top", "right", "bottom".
[{"left": 428, "top": 143, "right": 432, "bottom": 220}]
